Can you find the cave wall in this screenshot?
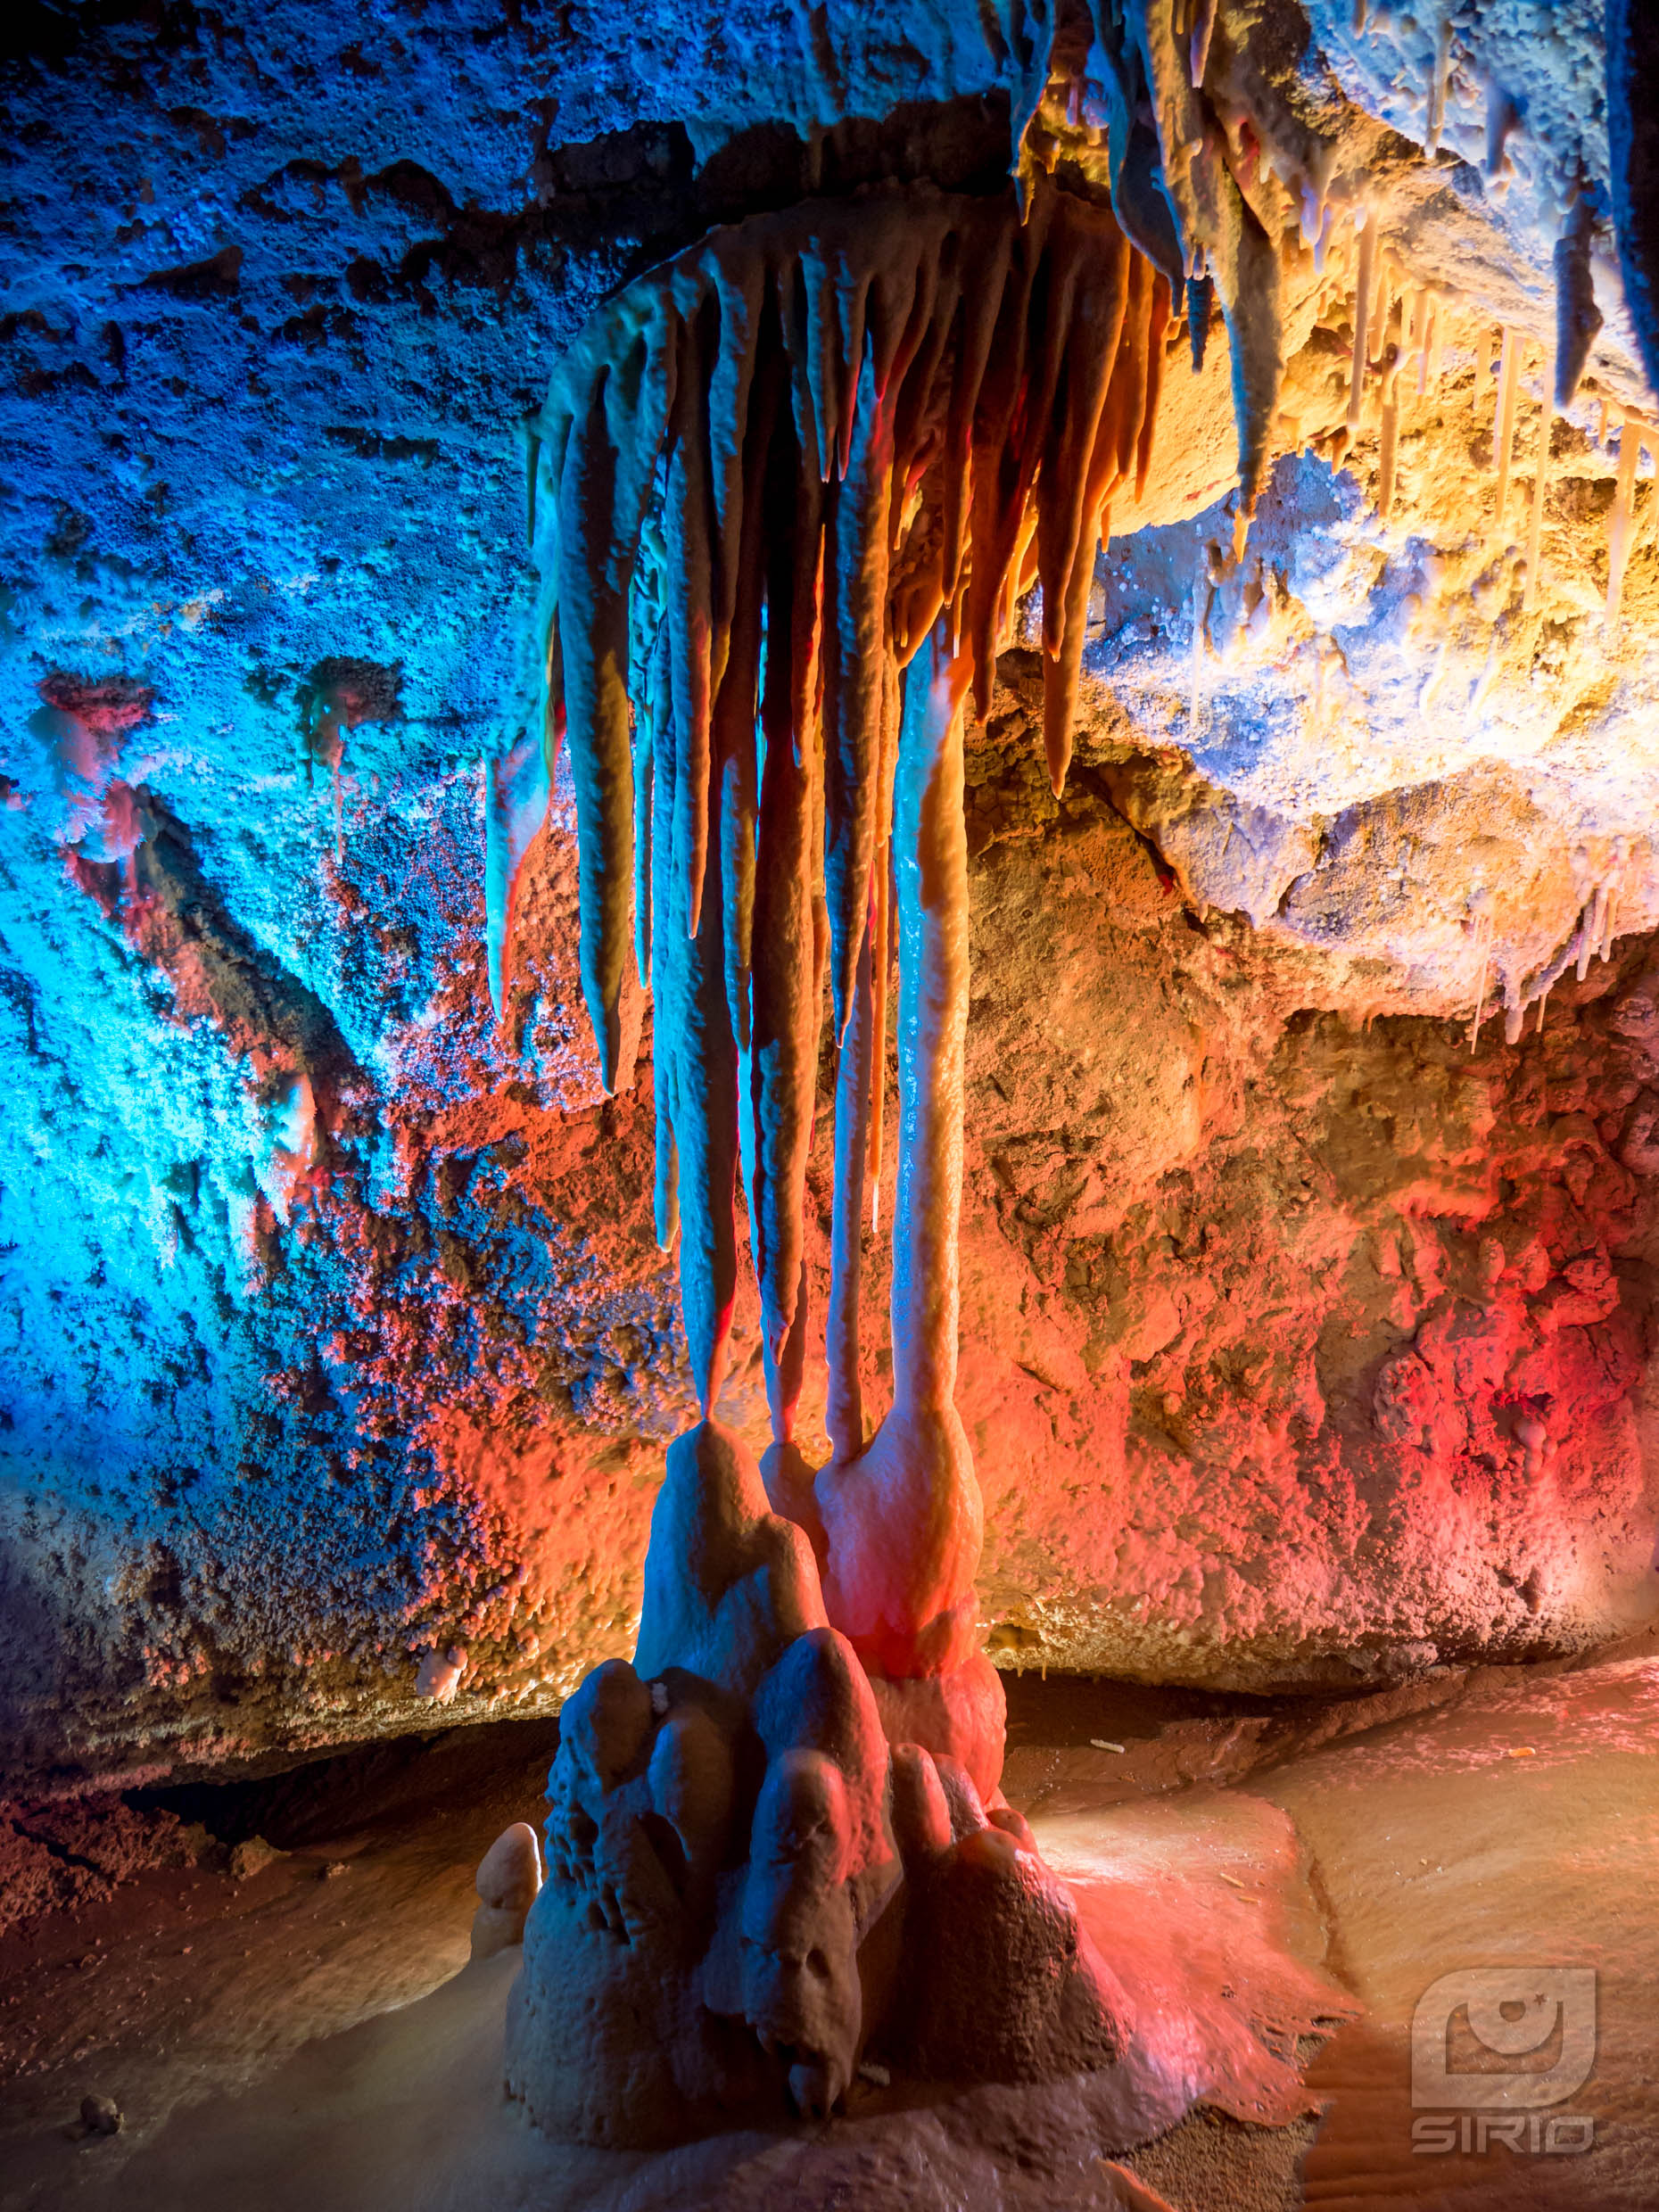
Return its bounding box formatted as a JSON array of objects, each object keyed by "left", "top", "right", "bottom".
[{"left": 3, "top": 0, "right": 1658, "bottom": 1784}]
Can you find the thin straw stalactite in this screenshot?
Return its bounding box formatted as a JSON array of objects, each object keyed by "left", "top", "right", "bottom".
[{"left": 1348, "top": 210, "right": 1377, "bottom": 431}]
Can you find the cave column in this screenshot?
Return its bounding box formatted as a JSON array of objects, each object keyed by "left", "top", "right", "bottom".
[
  {"left": 889, "top": 618, "right": 975, "bottom": 1424},
  {"left": 813, "top": 616, "right": 983, "bottom": 1682}
]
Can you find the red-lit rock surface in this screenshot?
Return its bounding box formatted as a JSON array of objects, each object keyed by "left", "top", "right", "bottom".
[{"left": 5, "top": 679, "right": 1659, "bottom": 1783}]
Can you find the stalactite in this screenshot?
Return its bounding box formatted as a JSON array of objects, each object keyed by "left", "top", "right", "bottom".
[
  {"left": 867, "top": 840, "right": 891, "bottom": 1233},
  {"left": 651, "top": 627, "right": 681, "bottom": 1257},
  {"left": 826, "top": 900, "right": 874, "bottom": 1465},
  {"left": 1577, "top": 887, "right": 1605, "bottom": 981},
  {"left": 1602, "top": 846, "right": 1625, "bottom": 959},
  {"left": 1189, "top": 0, "right": 1219, "bottom": 88},
  {"left": 483, "top": 727, "right": 551, "bottom": 1019},
  {"left": 1425, "top": 12, "right": 1453, "bottom": 157},
  {"left": 557, "top": 327, "right": 670, "bottom": 1095},
  {"left": 815, "top": 623, "right": 983, "bottom": 1679},
  {"left": 1186, "top": 272, "right": 1213, "bottom": 370},
  {"left": 1348, "top": 211, "right": 1377, "bottom": 429},
  {"left": 1368, "top": 253, "right": 1396, "bottom": 373},
  {"left": 1404, "top": 285, "right": 1430, "bottom": 394},
  {"left": 1555, "top": 186, "right": 1603, "bottom": 409},
  {"left": 1188, "top": 548, "right": 1212, "bottom": 739},
  {"left": 526, "top": 186, "right": 1166, "bottom": 1099},
  {"left": 1485, "top": 82, "right": 1518, "bottom": 180},
  {"left": 1377, "top": 362, "right": 1400, "bottom": 517},
  {"left": 1299, "top": 152, "right": 1334, "bottom": 268},
  {"left": 1093, "top": 0, "right": 1281, "bottom": 513},
  {"left": 517, "top": 180, "right": 1172, "bottom": 1675}
]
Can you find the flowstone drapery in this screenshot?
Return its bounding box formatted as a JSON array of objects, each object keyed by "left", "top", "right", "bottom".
[{"left": 499, "top": 179, "right": 1196, "bottom": 2140}]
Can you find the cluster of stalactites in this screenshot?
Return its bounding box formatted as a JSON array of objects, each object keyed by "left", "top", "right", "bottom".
[
  {"left": 998, "top": 0, "right": 1288, "bottom": 526},
  {"left": 518, "top": 181, "right": 1169, "bottom": 1422}
]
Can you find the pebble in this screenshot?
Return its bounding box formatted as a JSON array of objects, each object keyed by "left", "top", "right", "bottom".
[
  {"left": 79, "top": 2094, "right": 121, "bottom": 2136},
  {"left": 227, "top": 1836, "right": 286, "bottom": 1881}
]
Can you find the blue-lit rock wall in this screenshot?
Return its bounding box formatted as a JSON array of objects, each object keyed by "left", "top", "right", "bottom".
[{"left": 0, "top": 1, "right": 1023, "bottom": 1781}]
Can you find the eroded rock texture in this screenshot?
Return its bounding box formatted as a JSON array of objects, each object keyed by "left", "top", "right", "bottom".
[{"left": 3, "top": 0, "right": 1659, "bottom": 1781}]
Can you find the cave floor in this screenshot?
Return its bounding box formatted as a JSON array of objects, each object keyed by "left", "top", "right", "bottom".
[{"left": 2, "top": 1642, "right": 1656, "bottom": 2212}]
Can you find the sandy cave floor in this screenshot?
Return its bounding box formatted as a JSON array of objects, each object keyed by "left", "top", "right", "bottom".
[{"left": 3, "top": 1645, "right": 1657, "bottom": 2212}]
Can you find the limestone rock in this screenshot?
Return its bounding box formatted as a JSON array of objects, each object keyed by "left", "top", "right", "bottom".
[{"left": 470, "top": 1820, "right": 542, "bottom": 1960}]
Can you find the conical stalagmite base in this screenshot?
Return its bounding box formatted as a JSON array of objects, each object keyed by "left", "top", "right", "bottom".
[{"left": 506, "top": 1419, "right": 1133, "bottom": 2148}]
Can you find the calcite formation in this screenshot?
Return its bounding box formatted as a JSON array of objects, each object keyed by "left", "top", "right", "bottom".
[
  {"left": 505, "top": 176, "right": 1182, "bottom": 2130},
  {"left": 508, "top": 181, "right": 1188, "bottom": 1698},
  {"left": 504, "top": 4, "right": 1659, "bottom": 2118},
  {"left": 508, "top": 1420, "right": 1127, "bottom": 2140}
]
